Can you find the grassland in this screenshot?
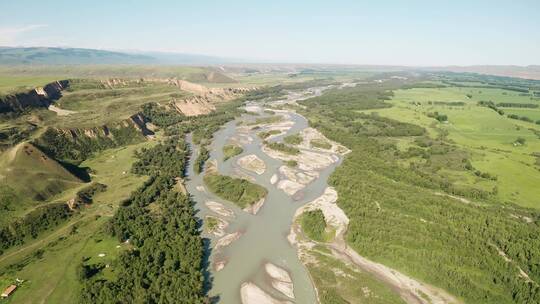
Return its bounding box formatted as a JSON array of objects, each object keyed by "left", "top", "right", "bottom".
[
  {"left": 2, "top": 67, "right": 539, "bottom": 303},
  {"left": 204, "top": 216, "right": 219, "bottom": 234},
  {"left": 234, "top": 69, "right": 375, "bottom": 86},
  {"left": 0, "top": 65, "right": 245, "bottom": 302},
  {"left": 300, "top": 210, "right": 332, "bottom": 242},
  {"left": 0, "top": 76, "right": 61, "bottom": 95},
  {"left": 361, "top": 85, "right": 540, "bottom": 208},
  {"left": 504, "top": 107, "right": 540, "bottom": 122},
  {"left": 285, "top": 160, "right": 298, "bottom": 167},
  {"left": 0, "top": 65, "right": 208, "bottom": 82}
]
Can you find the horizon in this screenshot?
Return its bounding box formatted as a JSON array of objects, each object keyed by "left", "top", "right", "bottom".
[
  {"left": 2, "top": 46, "right": 540, "bottom": 69},
  {"left": 1, "top": 1, "right": 539, "bottom": 66}
]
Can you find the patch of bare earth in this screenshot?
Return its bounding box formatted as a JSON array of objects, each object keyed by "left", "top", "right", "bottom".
[
  {"left": 240, "top": 282, "right": 293, "bottom": 304},
  {"left": 237, "top": 154, "right": 266, "bottom": 175}
]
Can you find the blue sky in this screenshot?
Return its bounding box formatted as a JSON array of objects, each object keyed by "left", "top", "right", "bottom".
[{"left": 1, "top": 0, "right": 539, "bottom": 65}]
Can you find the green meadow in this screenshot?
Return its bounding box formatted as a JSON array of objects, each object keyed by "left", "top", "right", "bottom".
[
  {"left": 0, "top": 76, "right": 61, "bottom": 95},
  {"left": 504, "top": 107, "right": 540, "bottom": 122},
  {"left": 362, "top": 85, "right": 540, "bottom": 208}
]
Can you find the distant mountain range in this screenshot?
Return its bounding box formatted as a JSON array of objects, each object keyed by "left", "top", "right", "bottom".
[
  {"left": 1, "top": 47, "right": 539, "bottom": 80},
  {"left": 0, "top": 47, "right": 237, "bottom": 65}
]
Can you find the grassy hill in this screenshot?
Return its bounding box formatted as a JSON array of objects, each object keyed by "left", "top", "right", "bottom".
[{"left": 0, "top": 143, "right": 82, "bottom": 221}]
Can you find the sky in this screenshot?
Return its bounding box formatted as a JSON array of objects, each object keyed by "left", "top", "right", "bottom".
[{"left": 0, "top": 0, "right": 539, "bottom": 66}]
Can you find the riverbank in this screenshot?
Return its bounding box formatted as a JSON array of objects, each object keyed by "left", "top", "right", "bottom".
[{"left": 290, "top": 187, "right": 461, "bottom": 304}]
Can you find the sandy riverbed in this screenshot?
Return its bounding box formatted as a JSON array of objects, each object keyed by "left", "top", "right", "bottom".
[
  {"left": 215, "top": 231, "right": 243, "bottom": 250},
  {"left": 265, "top": 263, "right": 295, "bottom": 299},
  {"left": 237, "top": 154, "right": 266, "bottom": 175},
  {"left": 240, "top": 282, "right": 293, "bottom": 304},
  {"left": 205, "top": 201, "right": 234, "bottom": 218}
]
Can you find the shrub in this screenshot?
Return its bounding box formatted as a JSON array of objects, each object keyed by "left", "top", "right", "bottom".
[
  {"left": 284, "top": 134, "right": 303, "bottom": 145},
  {"left": 301, "top": 210, "right": 327, "bottom": 242}
]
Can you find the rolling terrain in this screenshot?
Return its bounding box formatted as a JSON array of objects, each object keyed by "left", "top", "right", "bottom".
[
  {"left": 0, "top": 66, "right": 539, "bottom": 304},
  {"left": 0, "top": 68, "right": 252, "bottom": 302}
]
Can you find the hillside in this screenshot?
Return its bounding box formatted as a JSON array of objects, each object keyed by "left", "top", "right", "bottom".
[
  {"left": 0, "top": 68, "right": 538, "bottom": 303},
  {"left": 0, "top": 143, "right": 82, "bottom": 210}
]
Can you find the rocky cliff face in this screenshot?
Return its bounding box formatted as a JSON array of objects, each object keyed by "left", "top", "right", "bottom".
[
  {"left": 34, "top": 112, "right": 153, "bottom": 162},
  {"left": 0, "top": 80, "right": 70, "bottom": 113},
  {"left": 166, "top": 79, "right": 253, "bottom": 101},
  {"left": 171, "top": 95, "right": 216, "bottom": 116},
  {"left": 51, "top": 112, "right": 153, "bottom": 141},
  {"left": 98, "top": 77, "right": 255, "bottom": 117},
  {"left": 148, "top": 78, "right": 255, "bottom": 116}
]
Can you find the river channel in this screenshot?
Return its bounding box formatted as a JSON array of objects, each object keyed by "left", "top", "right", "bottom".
[{"left": 185, "top": 87, "right": 341, "bottom": 303}]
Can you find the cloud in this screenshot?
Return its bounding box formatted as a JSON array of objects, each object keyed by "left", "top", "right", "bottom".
[{"left": 0, "top": 24, "right": 48, "bottom": 45}]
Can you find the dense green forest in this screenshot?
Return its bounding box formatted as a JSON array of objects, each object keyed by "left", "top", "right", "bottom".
[
  {"left": 193, "top": 145, "right": 210, "bottom": 174},
  {"left": 299, "top": 83, "right": 540, "bottom": 304}
]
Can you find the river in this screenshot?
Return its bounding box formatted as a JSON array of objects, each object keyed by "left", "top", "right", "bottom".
[{"left": 185, "top": 87, "right": 341, "bottom": 303}]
